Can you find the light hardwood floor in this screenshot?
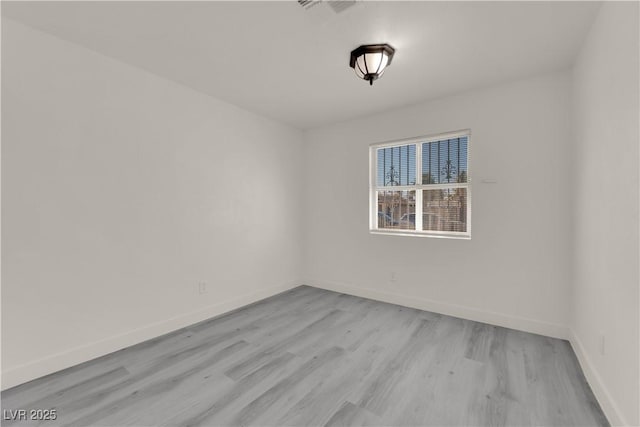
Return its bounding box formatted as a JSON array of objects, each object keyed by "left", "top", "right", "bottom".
[{"left": 2, "top": 286, "right": 608, "bottom": 426}]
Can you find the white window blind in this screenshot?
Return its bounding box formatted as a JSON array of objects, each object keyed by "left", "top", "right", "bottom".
[{"left": 370, "top": 131, "right": 471, "bottom": 238}]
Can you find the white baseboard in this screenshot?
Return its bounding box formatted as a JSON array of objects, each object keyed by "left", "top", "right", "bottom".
[
  {"left": 306, "top": 279, "right": 569, "bottom": 339},
  {"left": 1, "top": 282, "right": 299, "bottom": 390},
  {"left": 568, "top": 329, "right": 627, "bottom": 426}
]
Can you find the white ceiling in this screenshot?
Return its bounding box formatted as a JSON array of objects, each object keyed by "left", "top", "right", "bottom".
[{"left": 2, "top": 1, "right": 600, "bottom": 129}]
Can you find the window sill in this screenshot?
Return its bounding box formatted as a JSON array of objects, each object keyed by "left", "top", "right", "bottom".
[{"left": 369, "top": 229, "right": 471, "bottom": 240}]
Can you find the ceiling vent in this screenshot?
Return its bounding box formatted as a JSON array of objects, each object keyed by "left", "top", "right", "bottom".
[
  {"left": 297, "top": 0, "right": 322, "bottom": 10},
  {"left": 327, "top": 1, "right": 356, "bottom": 14},
  {"left": 297, "top": 0, "right": 357, "bottom": 14}
]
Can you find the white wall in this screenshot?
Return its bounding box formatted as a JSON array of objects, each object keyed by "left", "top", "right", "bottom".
[
  {"left": 571, "top": 2, "right": 639, "bottom": 426},
  {"left": 1, "top": 19, "right": 303, "bottom": 389},
  {"left": 304, "top": 71, "right": 573, "bottom": 339}
]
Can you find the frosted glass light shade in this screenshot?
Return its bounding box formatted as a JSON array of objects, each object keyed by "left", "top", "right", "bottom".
[{"left": 349, "top": 44, "right": 395, "bottom": 86}]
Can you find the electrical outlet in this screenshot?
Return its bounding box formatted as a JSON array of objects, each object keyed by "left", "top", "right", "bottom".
[{"left": 198, "top": 282, "right": 207, "bottom": 295}]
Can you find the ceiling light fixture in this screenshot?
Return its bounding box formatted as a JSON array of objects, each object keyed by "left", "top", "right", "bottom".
[{"left": 349, "top": 44, "right": 395, "bottom": 86}]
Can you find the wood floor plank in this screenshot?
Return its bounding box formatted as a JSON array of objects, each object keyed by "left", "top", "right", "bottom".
[
  {"left": 223, "top": 308, "right": 346, "bottom": 381},
  {"left": 229, "top": 346, "right": 346, "bottom": 426},
  {"left": 2, "top": 367, "right": 130, "bottom": 426},
  {"left": 276, "top": 344, "right": 386, "bottom": 426},
  {"left": 356, "top": 317, "right": 440, "bottom": 416},
  {"left": 324, "top": 401, "right": 382, "bottom": 427},
  {"left": 1, "top": 286, "right": 609, "bottom": 427},
  {"left": 176, "top": 352, "right": 299, "bottom": 427},
  {"left": 64, "top": 341, "right": 250, "bottom": 427}
]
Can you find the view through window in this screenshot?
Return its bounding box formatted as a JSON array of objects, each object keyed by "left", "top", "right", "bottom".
[{"left": 370, "top": 131, "right": 470, "bottom": 238}]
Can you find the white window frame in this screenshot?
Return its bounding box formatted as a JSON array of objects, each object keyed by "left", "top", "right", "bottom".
[{"left": 369, "top": 129, "right": 471, "bottom": 239}]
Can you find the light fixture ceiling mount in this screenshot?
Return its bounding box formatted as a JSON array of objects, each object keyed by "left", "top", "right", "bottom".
[{"left": 349, "top": 44, "right": 395, "bottom": 86}]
